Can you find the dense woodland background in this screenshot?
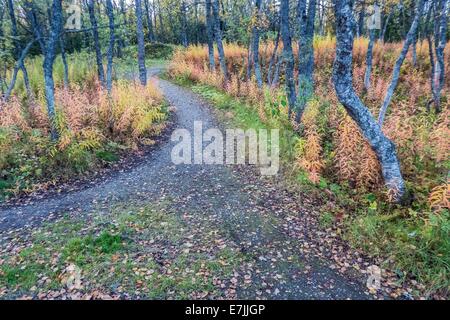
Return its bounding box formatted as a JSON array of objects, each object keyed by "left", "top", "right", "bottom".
[{"left": 0, "top": 0, "right": 449, "bottom": 297}]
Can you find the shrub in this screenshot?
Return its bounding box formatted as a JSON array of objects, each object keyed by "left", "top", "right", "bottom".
[{"left": 0, "top": 80, "right": 166, "bottom": 200}]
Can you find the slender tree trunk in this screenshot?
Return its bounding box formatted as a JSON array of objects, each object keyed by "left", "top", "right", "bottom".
[
  {"left": 432, "top": 0, "right": 449, "bottom": 112},
  {"left": 246, "top": 37, "right": 253, "bottom": 81},
  {"left": 105, "top": 0, "right": 115, "bottom": 93},
  {"left": 156, "top": 0, "right": 165, "bottom": 40},
  {"left": 0, "top": 5, "right": 6, "bottom": 94},
  {"left": 381, "top": 6, "right": 393, "bottom": 43},
  {"left": 333, "top": 0, "right": 406, "bottom": 202},
  {"left": 296, "top": 0, "right": 316, "bottom": 122},
  {"left": 60, "top": 34, "right": 69, "bottom": 89},
  {"left": 205, "top": 0, "right": 216, "bottom": 71},
  {"left": 280, "top": 0, "right": 296, "bottom": 118},
  {"left": 119, "top": 0, "right": 129, "bottom": 47},
  {"left": 144, "top": 0, "right": 156, "bottom": 43},
  {"left": 180, "top": 1, "right": 189, "bottom": 47},
  {"left": 135, "top": 0, "right": 147, "bottom": 86},
  {"left": 4, "top": 40, "right": 37, "bottom": 101},
  {"left": 45, "top": 0, "right": 64, "bottom": 140},
  {"left": 267, "top": 27, "right": 280, "bottom": 86},
  {"left": 425, "top": 3, "right": 436, "bottom": 112},
  {"left": 6, "top": 0, "right": 31, "bottom": 97},
  {"left": 212, "top": 0, "right": 227, "bottom": 80},
  {"left": 250, "top": 0, "right": 264, "bottom": 88},
  {"left": 364, "top": 29, "right": 375, "bottom": 91},
  {"left": 271, "top": 56, "right": 282, "bottom": 88},
  {"left": 357, "top": 4, "right": 365, "bottom": 37},
  {"left": 412, "top": 35, "right": 418, "bottom": 66},
  {"left": 378, "top": 0, "right": 426, "bottom": 125},
  {"left": 88, "top": 0, "right": 106, "bottom": 87}
]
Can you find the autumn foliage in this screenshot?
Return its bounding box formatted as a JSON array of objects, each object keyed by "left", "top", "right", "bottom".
[
  {"left": 169, "top": 38, "right": 449, "bottom": 213},
  {"left": 0, "top": 80, "right": 166, "bottom": 198}
]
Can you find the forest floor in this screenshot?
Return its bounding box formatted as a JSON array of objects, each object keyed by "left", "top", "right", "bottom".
[{"left": 0, "top": 67, "right": 385, "bottom": 300}]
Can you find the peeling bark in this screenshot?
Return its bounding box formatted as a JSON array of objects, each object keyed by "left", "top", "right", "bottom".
[{"left": 333, "top": 0, "right": 406, "bottom": 202}]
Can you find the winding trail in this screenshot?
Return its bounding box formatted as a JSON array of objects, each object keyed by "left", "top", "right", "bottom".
[{"left": 0, "top": 67, "right": 370, "bottom": 299}]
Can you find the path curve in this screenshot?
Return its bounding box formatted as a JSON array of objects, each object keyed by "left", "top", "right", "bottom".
[{"left": 0, "top": 67, "right": 370, "bottom": 299}]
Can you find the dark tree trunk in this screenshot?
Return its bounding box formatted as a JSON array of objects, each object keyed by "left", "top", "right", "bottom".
[
  {"left": 357, "top": 3, "right": 365, "bottom": 37},
  {"left": 180, "top": 1, "right": 189, "bottom": 47},
  {"left": 412, "top": 34, "right": 418, "bottom": 66},
  {"left": 0, "top": 5, "right": 6, "bottom": 94},
  {"left": 25, "top": 0, "right": 64, "bottom": 140},
  {"left": 156, "top": 0, "right": 165, "bottom": 40},
  {"left": 381, "top": 5, "right": 393, "bottom": 43},
  {"left": 364, "top": 29, "right": 375, "bottom": 91},
  {"left": 378, "top": 0, "right": 425, "bottom": 125},
  {"left": 251, "top": 0, "right": 263, "bottom": 88},
  {"left": 4, "top": 40, "right": 38, "bottom": 101},
  {"left": 144, "top": 0, "right": 156, "bottom": 43},
  {"left": 280, "top": 0, "right": 296, "bottom": 118},
  {"left": 44, "top": 0, "right": 64, "bottom": 140},
  {"left": 120, "top": 0, "right": 128, "bottom": 26},
  {"left": 205, "top": 0, "right": 216, "bottom": 71},
  {"left": 135, "top": 0, "right": 147, "bottom": 86},
  {"left": 267, "top": 27, "right": 281, "bottom": 86},
  {"left": 105, "top": 0, "right": 115, "bottom": 93},
  {"left": 118, "top": 0, "right": 129, "bottom": 48},
  {"left": 296, "top": 0, "right": 316, "bottom": 122},
  {"left": 271, "top": 56, "right": 282, "bottom": 88},
  {"left": 333, "top": 0, "right": 406, "bottom": 202},
  {"left": 247, "top": 37, "right": 253, "bottom": 81},
  {"left": 6, "top": 0, "right": 31, "bottom": 97},
  {"left": 60, "top": 34, "right": 69, "bottom": 89},
  {"left": 88, "top": 0, "right": 106, "bottom": 87},
  {"left": 212, "top": 0, "right": 227, "bottom": 79}
]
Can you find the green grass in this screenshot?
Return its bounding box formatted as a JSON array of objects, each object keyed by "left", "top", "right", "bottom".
[
  {"left": 1, "top": 49, "right": 169, "bottom": 202},
  {"left": 188, "top": 83, "right": 299, "bottom": 163},
  {"left": 168, "top": 72, "right": 450, "bottom": 297},
  {"left": 0, "top": 202, "right": 247, "bottom": 299}
]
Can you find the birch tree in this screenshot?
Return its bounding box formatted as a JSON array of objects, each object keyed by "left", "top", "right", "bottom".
[
  {"left": 106, "top": 0, "right": 115, "bottom": 93},
  {"left": 250, "top": 0, "right": 264, "bottom": 88},
  {"left": 135, "top": 0, "right": 147, "bottom": 86},
  {"left": 280, "top": 0, "right": 296, "bottom": 118},
  {"left": 430, "top": 0, "right": 449, "bottom": 112},
  {"left": 88, "top": 0, "right": 106, "bottom": 87},
  {"left": 378, "top": 0, "right": 426, "bottom": 125},
  {"left": 212, "top": 0, "right": 227, "bottom": 79},
  {"left": 205, "top": 0, "right": 216, "bottom": 71},
  {"left": 25, "top": 0, "right": 64, "bottom": 140},
  {"left": 5, "top": 0, "right": 31, "bottom": 98},
  {"left": 296, "top": 0, "right": 317, "bottom": 122},
  {"left": 333, "top": 0, "right": 406, "bottom": 202}
]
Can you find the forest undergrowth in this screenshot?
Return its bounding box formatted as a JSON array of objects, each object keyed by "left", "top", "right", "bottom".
[{"left": 168, "top": 38, "right": 450, "bottom": 296}]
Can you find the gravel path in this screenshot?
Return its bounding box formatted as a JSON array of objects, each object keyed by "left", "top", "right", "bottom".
[{"left": 0, "top": 67, "right": 371, "bottom": 299}]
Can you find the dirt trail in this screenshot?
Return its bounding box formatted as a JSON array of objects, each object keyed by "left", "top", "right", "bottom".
[{"left": 0, "top": 68, "right": 371, "bottom": 299}]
